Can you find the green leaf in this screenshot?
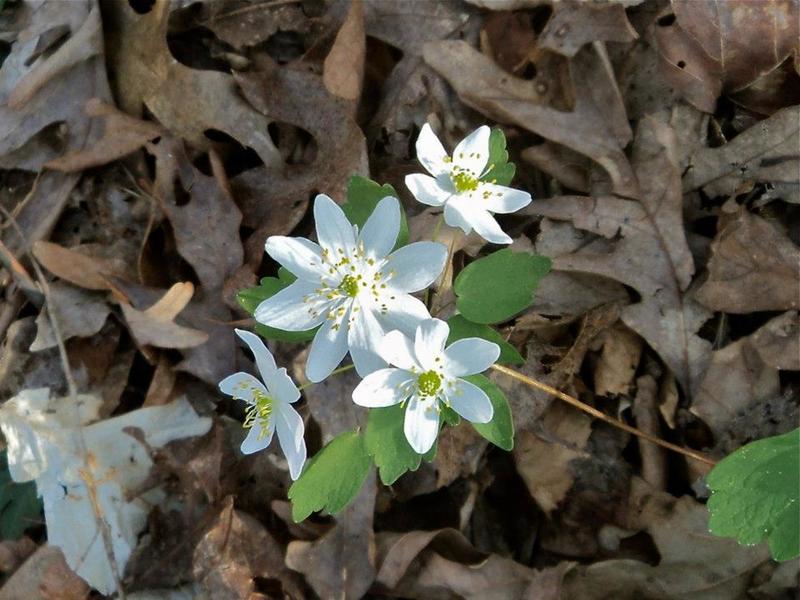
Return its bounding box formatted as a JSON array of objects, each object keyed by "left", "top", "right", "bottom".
[
  {"left": 0, "top": 451, "right": 42, "bottom": 539},
  {"left": 236, "top": 269, "right": 318, "bottom": 342},
  {"left": 480, "top": 128, "right": 516, "bottom": 186},
  {"left": 288, "top": 431, "right": 372, "bottom": 522},
  {"left": 446, "top": 314, "right": 523, "bottom": 365},
  {"left": 365, "top": 404, "right": 423, "bottom": 485},
  {"left": 464, "top": 375, "right": 514, "bottom": 451},
  {"left": 454, "top": 249, "right": 551, "bottom": 324},
  {"left": 707, "top": 428, "right": 800, "bottom": 561},
  {"left": 342, "top": 176, "right": 409, "bottom": 249}
]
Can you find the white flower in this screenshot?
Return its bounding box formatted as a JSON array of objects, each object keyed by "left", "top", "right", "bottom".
[
  {"left": 255, "top": 194, "right": 447, "bottom": 382},
  {"left": 404, "top": 124, "right": 532, "bottom": 245},
  {"left": 219, "top": 329, "right": 306, "bottom": 480},
  {"left": 352, "top": 318, "right": 500, "bottom": 454}
]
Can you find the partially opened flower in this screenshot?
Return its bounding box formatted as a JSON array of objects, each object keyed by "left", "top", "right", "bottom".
[
  {"left": 352, "top": 318, "right": 500, "bottom": 454},
  {"left": 405, "top": 124, "right": 531, "bottom": 245},
  {"left": 255, "top": 194, "right": 447, "bottom": 382},
  {"left": 219, "top": 329, "right": 306, "bottom": 480}
]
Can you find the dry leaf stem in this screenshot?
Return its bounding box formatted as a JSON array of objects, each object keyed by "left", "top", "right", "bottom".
[{"left": 491, "top": 363, "right": 716, "bottom": 466}]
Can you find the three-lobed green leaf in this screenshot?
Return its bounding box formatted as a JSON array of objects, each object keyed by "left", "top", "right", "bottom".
[
  {"left": 464, "top": 374, "right": 514, "bottom": 451},
  {"left": 706, "top": 428, "right": 799, "bottom": 561},
  {"left": 0, "top": 451, "right": 42, "bottom": 539},
  {"left": 454, "top": 249, "right": 551, "bottom": 324},
  {"left": 342, "top": 176, "right": 409, "bottom": 249},
  {"left": 288, "top": 431, "right": 372, "bottom": 522},
  {"left": 446, "top": 314, "right": 523, "bottom": 365}
]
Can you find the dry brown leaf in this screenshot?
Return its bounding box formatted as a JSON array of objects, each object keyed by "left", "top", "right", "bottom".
[
  {"left": 30, "top": 282, "right": 110, "bottom": 351},
  {"left": 33, "top": 241, "right": 127, "bottom": 291},
  {"left": 0, "top": 545, "right": 89, "bottom": 600},
  {"left": 424, "top": 41, "right": 638, "bottom": 197},
  {"left": 696, "top": 208, "right": 800, "bottom": 313},
  {"left": 529, "top": 117, "right": 712, "bottom": 396},
  {"left": 594, "top": 323, "right": 644, "bottom": 397},
  {"left": 632, "top": 375, "right": 667, "bottom": 490},
  {"left": 538, "top": 0, "right": 638, "bottom": 58},
  {"left": 323, "top": 0, "right": 365, "bottom": 102},
  {"left": 692, "top": 311, "right": 799, "bottom": 441},
  {"left": 434, "top": 424, "right": 487, "bottom": 488},
  {"left": 0, "top": 537, "right": 37, "bottom": 575}
]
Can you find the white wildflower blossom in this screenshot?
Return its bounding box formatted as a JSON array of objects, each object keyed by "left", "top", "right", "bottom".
[
  {"left": 352, "top": 318, "right": 500, "bottom": 454},
  {"left": 219, "top": 329, "right": 306, "bottom": 480},
  {"left": 255, "top": 194, "right": 447, "bottom": 382},
  {"left": 405, "top": 124, "right": 532, "bottom": 244}
]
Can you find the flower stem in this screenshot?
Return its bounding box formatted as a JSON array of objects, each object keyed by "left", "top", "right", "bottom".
[
  {"left": 431, "top": 214, "right": 445, "bottom": 243},
  {"left": 490, "top": 364, "right": 716, "bottom": 466},
  {"left": 298, "top": 364, "right": 355, "bottom": 391}
]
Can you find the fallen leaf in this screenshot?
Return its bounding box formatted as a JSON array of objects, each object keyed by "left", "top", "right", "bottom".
[
  {"left": 323, "top": 0, "right": 365, "bottom": 102},
  {"left": 434, "top": 424, "right": 487, "bottom": 488},
  {"left": 538, "top": 0, "right": 638, "bottom": 58},
  {"left": 33, "top": 241, "right": 128, "bottom": 291},
  {"left": 632, "top": 375, "right": 667, "bottom": 490},
  {"left": 593, "top": 323, "right": 644, "bottom": 396},
  {"left": 0, "top": 545, "right": 89, "bottom": 600},
  {"left": 30, "top": 282, "right": 110, "bottom": 351}
]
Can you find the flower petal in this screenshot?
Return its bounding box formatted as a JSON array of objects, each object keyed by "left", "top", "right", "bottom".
[
  {"left": 477, "top": 183, "right": 532, "bottom": 214},
  {"left": 414, "top": 318, "right": 449, "bottom": 370},
  {"left": 348, "top": 302, "right": 388, "bottom": 377},
  {"left": 378, "top": 293, "right": 431, "bottom": 337},
  {"left": 446, "top": 379, "right": 493, "bottom": 423},
  {"left": 452, "top": 126, "right": 490, "bottom": 177},
  {"left": 314, "top": 194, "right": 356, "bottom": 255},
  {"left": 219, "top": 372, "right": 268, "bottom": 403},
  {"left": 465, "top": 207, "right": 512, "bottom": 244},
  {"left": 379, "top": 330, "right": 420, "bottom": 371},
  {"left": 443, "top": 338, "right": 500, "bottom": 377},
  {"left": 275, "top": 403, "right": 306, "bottom": 480},
  {"left": 404, "top": 173, "right": 451, "bottom": 207},
  {"left": 415, "top": 123, "right": 450, "bottom": 177},
  {"left": 385, "top": 241, "right": 447, "bottom": 292},
  {"left": 352, "top": 368, "right": 412, "bottom": 407},
  {"left": 358, "top": 196, "right": 400, "bottom": 258},
  {"left": 404, "top": 395, "right": 440, "bottom": 454},
  {"left": 305, "top": 306, "right": 351, "bottom": 382},
  {"left": 267, "top": 367, "right": 301, "bottom": 404},
  {"left": 241, "top": 424, "right": 274, "bottom": 455},
  {"left": 264, "top": 236, "right": 326, "bottom": 282},
  {"left": 444, "top": 200, "right": 510, "bottom": 244},
  {"left": 234, "top": 329, "right": 277, "bottom": 381},
  {"left": 254, "top": 280, "right": 327, "bottom": 331}
]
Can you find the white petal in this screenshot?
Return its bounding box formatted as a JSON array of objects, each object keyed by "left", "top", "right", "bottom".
[
  {"left": 443, "top": 199, "right": 474, "bottom": 235},
  {"left": 443, "top": 338, "right": 500, "bottom": 377},
  {"left": 348, "top": 302, "right": 388, "bottom": 377},
  {"left": 358, "top": 196, "right": 400, "bottom": 258},
  {"left": 452, "top": 126, "right": 491, "bottom": 177},
  {"left": 254, "top": 280, "right": 327, "bottom": 331},
  {"left": 444, "top": 200, "right": 511, "bottom": 245},
  {"left": 241, "top": 424, "right": 274, "bottom": 455},
  {"left": 234, "top": 329, "right": 277, "bottom": 381},
  {"left": 446, "top": 379, "right": 493, "bottom": 423},
  {"left": 275, "top": 404, "right": 306, "bottom": 480},
  {"left": 314, "top": 194, "right": 356, "bottom": 255},
  {"left": 377, "top": 293, "right": 431, "bottom": 337},
  {"left": 265, "top": 236, "right": 326, "bottom": 282},
  {"left": 404, "top": 173, "right": 451, "bottom": 207},
  {"left": 267, "top": 368, "right": 301, "bottom": 404},
  {"left": 385, "top": 242, "right": 447, "bottom": 292},
  {"left": 466, "top": 208, "right": 512, "bottom": 245},
  {"left": 477, "top": 183, "right": 532, "bottom": 214},
  {"left": 352, "top": 368, "right": 412, "bottom": 407},
  {"left": 219, "top": 372, "right": 268, "bottom": 403},
  {"left": 379, "top": 330, "right": 420, "bottom": 371},
  {"left": 415, "top": 123, "right": 450, "bottom": 177},
  {"left": 414, "top": 318, "right": 449, "bottom": 370},
  {"left": 404, "top": 395, "right": 440, "bottom": 454},
  {"left": 305, "top": 306, "right": 351, "bottom": 382}
]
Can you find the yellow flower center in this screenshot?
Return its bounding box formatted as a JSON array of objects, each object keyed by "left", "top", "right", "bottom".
[
  {"left": 243, "top": 389, "right": 273, "bottom": 439},
  {"left": 417, "top": 370, "right": 442, "bottom": 397},
  {"left": 339, "top": 274, "right": 360, "bottom": 297},
  {"left": 451, "top": 170, "right": 479, "bottom": 193}
]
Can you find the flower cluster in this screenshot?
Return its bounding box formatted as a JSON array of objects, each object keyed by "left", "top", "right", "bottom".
[{"left": 220, "top": 124, "right": 532, "bottom": 482}]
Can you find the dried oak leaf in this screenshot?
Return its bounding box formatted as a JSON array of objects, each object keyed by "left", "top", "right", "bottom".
[
  {"left": 323, "top": 0, "right": 365, "bottom": 102},
  {"left": 696, "top": 208, "right": 800, "bottom": 313},
  {"left": 33, "top": 241, "right": 128, "bottom": 291},
  {"left": 530, "top": 117, "right": 712, "bottom": 396},
  {"left": 538, "top": 0, "right": 638, "bottom": 58},
  {"left": 424, "top": 41, "right": 638, "bottom": 198},
  {"left": 30, "top": 282, "right": 110, "bottom": 352}
]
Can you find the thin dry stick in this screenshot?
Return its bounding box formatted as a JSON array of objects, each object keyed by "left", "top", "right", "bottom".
[{"left": 490, "top": 363, "right": 716, "bottom": 466}]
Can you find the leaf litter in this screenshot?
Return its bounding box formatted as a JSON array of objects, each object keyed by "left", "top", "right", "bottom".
[{"left": 0, "top": 0, "right": 798, "bottom": 598}]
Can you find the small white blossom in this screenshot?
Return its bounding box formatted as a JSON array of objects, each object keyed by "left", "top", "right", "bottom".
[
  {"left": 219, "top": 329, "right": 306, "bottom": 480},
  {"left": 352, "top": 318, "right": 500, "bottom": 454},
  {"left": 405, "top": 124, "right": 532, "bottom": 245},
  {"left": 255, "top": 194, "right": 447, "bottom": 382}
]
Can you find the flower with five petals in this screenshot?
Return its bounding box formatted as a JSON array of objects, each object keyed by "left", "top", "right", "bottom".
[{"left": 405, "top": 124, "right": 532, "bottom": 245}]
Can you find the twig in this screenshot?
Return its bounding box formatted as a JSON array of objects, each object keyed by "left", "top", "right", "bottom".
[{"left": 491, "top": 363, "right": 716, "bottom": 466}]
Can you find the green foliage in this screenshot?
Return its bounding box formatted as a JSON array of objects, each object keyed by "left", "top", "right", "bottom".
[
  {"left": 454, "top": 249, "right": 551, "bottom": 324},
  {"left": 707, "top": 428, "right": 799, "bottom": 561},
  {"left": 364, "top": 404, "right": 436, "bottom": 485},
  {"left": 446, "top": 314, "right": 523, "bottom": 365},
  {"left": 237, "top": 268, "right": 318, "bottom": 342},
  {"left": 464, "top": 375, "right": 514, "bottom": 451},
  {"left": 288, "top": 431, "right": 372, "bottom": 522},
  {"left": 0, "top": 451, "right": 42, "bottom": 539},
  {"left": 342, "top": 176, "right": 409, "bottom": 249},
  {"left": 480, "top": 128, "right": 515, "bottom": 186}
]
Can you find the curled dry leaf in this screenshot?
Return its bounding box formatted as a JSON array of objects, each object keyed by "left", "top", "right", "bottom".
[
  {"left": 30, "top": 281, "right": 110, "bottom": 351},
  {"left": 323, "top": 0, "right": 365, "bottom": 102},
  {"left": 593, "top": 323, "right": 644, "bottom": 397},
  {"left": 32, "top": 241, "right": 128, "bottom": 291}
]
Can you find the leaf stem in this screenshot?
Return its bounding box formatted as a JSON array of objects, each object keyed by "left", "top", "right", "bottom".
[
  {"left": 298, "top": 364, "right": 355, "bottom": 391},
  {"left": 490, "top": 364, "right": 716, "bottom": 466}
]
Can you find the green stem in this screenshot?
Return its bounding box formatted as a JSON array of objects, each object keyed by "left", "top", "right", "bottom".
[{"left": 298, "top": 364, "right": 355, "bottom": 391}]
